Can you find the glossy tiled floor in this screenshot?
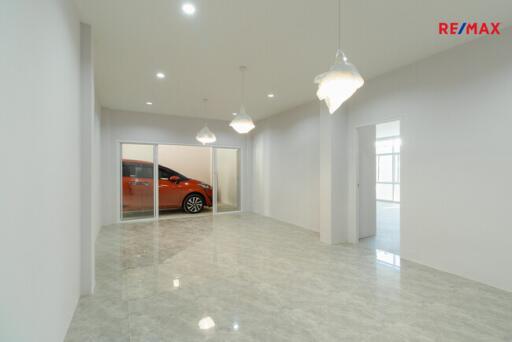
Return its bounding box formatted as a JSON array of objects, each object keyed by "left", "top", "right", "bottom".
[
  {"left": 359, "top": 201, "right": 400, "bottom": 255},
  {"left": 65, "top": 213, "right": 512, "bottom": 341}
]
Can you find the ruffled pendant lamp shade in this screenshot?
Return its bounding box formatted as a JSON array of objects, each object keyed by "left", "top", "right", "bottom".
[
  {"left": 315, "top": 0, "right": 364, "bottom": 114},
  {"left": 196, "top": 125, "right": 216, "bottom": 145},
  {"left": 315, "top": 49, "right": 364, "bottom": 114},
  {"left": 195, "top": 98, "right": 217, "bottom": 145}
]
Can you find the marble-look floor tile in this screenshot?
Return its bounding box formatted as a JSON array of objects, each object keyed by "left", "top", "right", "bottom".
[{"left": 65, "top": 213, "right": 512, "bottom": 341}]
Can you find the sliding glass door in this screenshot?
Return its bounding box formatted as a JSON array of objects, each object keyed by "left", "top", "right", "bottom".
[
  {"left": 157, "top": 144, "right": 213, "bottom": 218},
  {"left": 121, "top": 143, "right": 155, "bottom": 220},
  {"left": 120, "top": 143, "right": 241, "bottom": 220}
]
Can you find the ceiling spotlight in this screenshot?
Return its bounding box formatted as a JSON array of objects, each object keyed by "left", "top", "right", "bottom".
[
  {"left": 232, "top": 112, "right": 237, "bottom": 116},
  {"left": 156, "top": 72, "right": 166, "bottom": 79},
  {"left": 146, "top": 102, "right": 153, "bottom": 106},
  {"left": 267, "top": 93, "right": 275, "bottom": 98},
  {"left": 182, "top": 3, "right": 196, "bottom": 16}
]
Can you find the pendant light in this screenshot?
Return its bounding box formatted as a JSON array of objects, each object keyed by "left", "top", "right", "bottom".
[
  {"left": 230, "top": 66, "right": 255, "bottom": 134},
  {"left": 196, "top": 98, "right": 217, "bottom": 145},
  {"left": 314, "top": 0, "right": 364, "bottom": 114}
]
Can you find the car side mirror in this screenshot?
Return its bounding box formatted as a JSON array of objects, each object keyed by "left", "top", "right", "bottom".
[{"left": 169, "top": 175, "right": 180, "bottom": 183}]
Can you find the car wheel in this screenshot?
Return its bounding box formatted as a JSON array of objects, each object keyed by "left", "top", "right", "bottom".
[{"left": 183, "top": 194, "right": 204, "bottom": 214}]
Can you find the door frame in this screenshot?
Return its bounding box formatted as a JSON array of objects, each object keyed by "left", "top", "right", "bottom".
[
  {"left": 117, "top": 140, "right": 243, "bottom": 223},
  {"left": 348, "top": 117, "right": 401, "bottom": 244},
  {"left": 212, "top": 147, "right": 242, "bottom": 215}
]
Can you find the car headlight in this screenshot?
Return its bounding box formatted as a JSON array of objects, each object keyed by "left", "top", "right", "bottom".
[{"left": 199, "top": 183, "right": 211, "bottom": 189}]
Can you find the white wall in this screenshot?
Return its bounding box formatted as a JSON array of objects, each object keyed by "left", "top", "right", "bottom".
[
  {"left": 347, "top": 31, "right": 512, "bottom": 291},
  {"left": 215, "top": 148, "right": 239, "bottom": 207},
  {"left": 0, "top": 0, "right": 82, "bottom": 340},
  {"left": 92, "top": 96, "right": 102, "bottom": 241},
  {"left": 250, "top": 102, "right": 321, "bottom": 232},
  {"left": 357, "top": 124, "right": 376, "bottom": 239},
  {"left": 101, "top": 108, "right": 248, "bottom": 225},
  {"left": 80, "top": 22, "right": 102, "bottom": 296}
]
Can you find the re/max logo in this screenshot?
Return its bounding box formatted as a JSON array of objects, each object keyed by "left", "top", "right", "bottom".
[{"left": 438, "top": 22, "right": 501, "bottom": 35}]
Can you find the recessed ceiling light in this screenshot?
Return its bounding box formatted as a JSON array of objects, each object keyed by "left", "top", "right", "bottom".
[
  {"left": 182, "top": 3, "right": 196, "bottom": 16},
  {"left": 267, "top": 93, "right": 275, "bottom": 98},
  {"left": 146, "top": 101, "right": 153, "bottom": 105},
  {"left": 232, "top": 112, "right": 237, "bottom": 116},
  {"left": 156, "top": 72, "right": 166, "bottom": 79}
]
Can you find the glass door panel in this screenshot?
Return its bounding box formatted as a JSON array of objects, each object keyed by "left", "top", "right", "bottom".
[
  {"left": 214, "top": 148, "right": 240, "bottom": 213},
  {"left": 121, "top": 144, "right": 155, "bottom": 220},
  {"left": 157, "top": 144, "right": 213, "bottom": 217}
]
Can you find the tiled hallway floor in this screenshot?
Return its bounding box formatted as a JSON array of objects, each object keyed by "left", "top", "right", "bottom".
[
  {"left": 359, "top": 201, "right": 400, "bottom": 255},
  {"left": 65, "top": 213, "right": 512, "bottom": 341}
]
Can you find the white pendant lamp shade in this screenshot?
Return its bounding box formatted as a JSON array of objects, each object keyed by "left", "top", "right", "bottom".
[
  {"left": 196, "top": 125, "right": 216, "bottom": 145},
  {"left": 230, "top": 65, "right": 255, "bottom": 134},
  {"left": 315, "top": 49, "right": 364, "bottom": 114},
  {"left": 229, "top": 105, "right": 255, "bottom": 134},
  {"left": 195, "top": 98, "right": 217, "bottom": 145}
]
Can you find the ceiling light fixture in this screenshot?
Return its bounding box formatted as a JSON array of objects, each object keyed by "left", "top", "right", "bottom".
[
  {"left": 230, "top": 66, "right": 255, "bottom": 134},
  {"left": 182, "top": 3, "right": 196, "bottom": 16},
  {"left": 156, "top": 72, "right": 166, "bottom": 79},
  {"left": 267, "top": 93, "right": 275, "bottom": 98},
  {"left": 314, "top": 0, "right": 364, "bottom": 114},
  {"left": 146, "top": 101, "right": 153, "bottom": 106},
  {"left": 196, "top": 98, "right": 217, "bottom": 145}
]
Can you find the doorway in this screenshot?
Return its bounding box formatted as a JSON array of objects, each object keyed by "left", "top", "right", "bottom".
[
  {"left": 358, "top": 120, "right": 400, "bottom": 255},
  {"left": 120, "top": 143, "right": 241, "bottom": 221}
]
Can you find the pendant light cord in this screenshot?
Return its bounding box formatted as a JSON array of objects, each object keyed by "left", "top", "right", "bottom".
[
  {"left": 241, "top": 68, "right": 245, "bottom": 104},
  {"left": 203, "top": 98, "right": 208, "bottom": 126},
  {"left": 337, "top": 0, "right": 341, "bottom": 50}
]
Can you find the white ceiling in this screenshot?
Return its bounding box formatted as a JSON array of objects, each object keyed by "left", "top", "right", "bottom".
[{"left": 75, "top": 0, "right": 512, "bottom": 121}]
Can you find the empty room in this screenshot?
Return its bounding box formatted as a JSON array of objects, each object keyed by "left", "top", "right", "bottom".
[{"left": 1, "top": 0, "right": 511, "bottom": 341}]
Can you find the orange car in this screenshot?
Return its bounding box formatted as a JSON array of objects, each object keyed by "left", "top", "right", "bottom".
[{"left": 122, "top": 159, "right": 213, "bottom": 214}]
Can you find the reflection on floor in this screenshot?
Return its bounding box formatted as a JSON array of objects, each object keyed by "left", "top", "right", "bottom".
[
  {"left": 65, "top": 213, "right": 512, "bottom": 341},
  {"left": 159, "top": 207, "right": 213, "bottom": 220},
  {"left": 360, "top": 201, "right": 400, "bottom": 254},
  {"left": 217, "top": 202, "right": 239, "bottom": 213}
]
